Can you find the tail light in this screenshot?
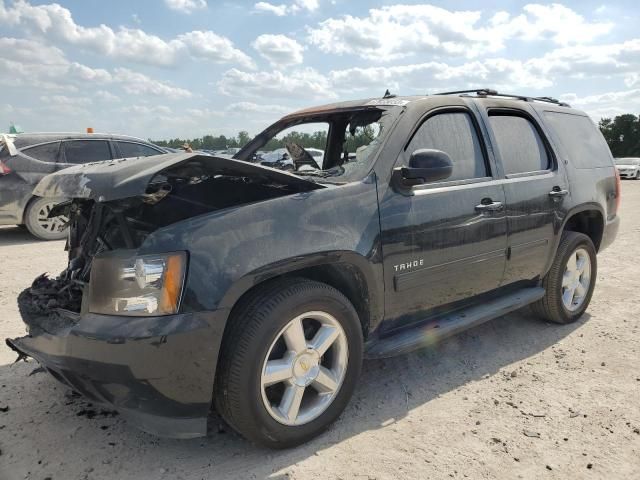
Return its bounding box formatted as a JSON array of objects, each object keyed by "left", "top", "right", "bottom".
[
  {"left": 614, "top": 169, "right": 621, "bottom": 214},
  {"left": 0, "top": 160, "right": 11, "bottom": 175}
]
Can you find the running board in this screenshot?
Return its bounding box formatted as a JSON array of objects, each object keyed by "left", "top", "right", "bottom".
[{"left": 365, "top": 287, "right": 545, "bottom": 359}]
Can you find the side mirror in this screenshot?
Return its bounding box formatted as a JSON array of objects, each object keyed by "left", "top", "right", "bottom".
[{"left": 396, "top": 149, "right": 453, "bottom": 186}]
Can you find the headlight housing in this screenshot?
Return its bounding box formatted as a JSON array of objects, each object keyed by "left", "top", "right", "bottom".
[{"left": 89, "top": 251, "right": 187, "bottom": 316}]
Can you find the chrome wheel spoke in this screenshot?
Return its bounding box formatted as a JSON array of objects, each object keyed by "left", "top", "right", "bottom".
[
  {"left": 279, "top": 384, "right": 305, "bottom": 422},
  {"left": 261, "top": 311, "right": 349, "bottom": 426},
  {"left": 309, "top": 325, "right": 339, "bottom": 356},
  {"left": 561, "top": 247, "right": 592, "bottom": 311},
  {"left": 312, "top": 366, "right": 338, "bottom": 394},
  {"left": 263, "top": 358, "right": 293, "bottom": 386},
  {"left": 282, "top": 317, "right": 307, "bottom": 354}
]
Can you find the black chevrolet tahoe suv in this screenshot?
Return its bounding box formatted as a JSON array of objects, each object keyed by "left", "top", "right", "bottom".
[{"left": 7, "top": 89, "right": 620, "bottom": 448}]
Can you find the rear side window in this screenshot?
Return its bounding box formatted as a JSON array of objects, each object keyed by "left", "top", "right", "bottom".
[
  {"left": 488, "top": 114, "right": 550, "bottom": 175},
  {"left": 542, "top": 112, "right": 612, "bottom": 168},
  {"left": 116, "top": 141, "right": 161, "bottom": 158},
  {"left": 22, "top": 142, "right": 60, "bottom": 162},
  {"left": 64, "top": 140, "right": 112, "bottom": 164},
  {"left": 406, "top": 111, "right": 487, "bottom": 181}
]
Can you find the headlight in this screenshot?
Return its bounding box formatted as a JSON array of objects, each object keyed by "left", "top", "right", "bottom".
[{"left": 89, "top": 251, "right": 187, "bottom": 316}]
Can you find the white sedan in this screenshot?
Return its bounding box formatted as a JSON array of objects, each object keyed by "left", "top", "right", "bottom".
[{"left": 615, "top": 158, "right": 640, "bottom": 179}]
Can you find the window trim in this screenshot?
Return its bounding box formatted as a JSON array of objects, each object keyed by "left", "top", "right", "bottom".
[
  {"left": 398, "top": 106, "right": 493, "bottom": 189},
  {"left": 486, "top": 108, "right": 557, "bottom": 178},
  {"left": 61, "top": 139, "right": 114, "bottom": 164}
]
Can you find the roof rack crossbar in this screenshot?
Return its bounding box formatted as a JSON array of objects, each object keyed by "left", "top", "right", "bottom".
[{"left": 433, "top": 88, "right": 570, "bottom": 107}]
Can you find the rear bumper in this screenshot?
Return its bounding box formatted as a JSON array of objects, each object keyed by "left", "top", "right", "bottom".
[
  {"left": 7, "top": 308, "right": 228, "bottom": 438},
  {"left": 600, "top": 215, "right": 620, "bottom": 252}
]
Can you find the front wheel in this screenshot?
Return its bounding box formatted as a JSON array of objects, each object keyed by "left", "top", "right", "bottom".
[
  {"left": 532, "top": 231, "right": 597, "bottom": 324},
  {"left": 214, "top": 278, "right": 363, "bottom": 448}
]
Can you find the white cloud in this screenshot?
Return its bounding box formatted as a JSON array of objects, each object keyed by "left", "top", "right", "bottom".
[
  {"left": 252, "top": 34, "right": 304, "bottom": 66},
  {"left": 112, "top": 69, "right": 193, "bottom": 99},
  {"left": 307, "top": 4, "right": 613, "bottom": 61},
  {"left": 254, "top": 0, "right": 318, "bottom": 16},
  {"left": 178, "top": 31, "right": 255, "bottom": 68},
  {"left": 0, "top": 0, "right": 252, "bottom": 68},
  {"left": 0, "top": 37, "right": 192, "bottom": 100},
  {"left": 164, "top": 0, "right": 207, "bottom": 14},
  {"left": 40, "top": 95, "right": 92, "bottom": 107},
  {"left": 217, "top": 67, "right": 335, "bottom": 100},
  {"left": 254, "top": 2, "right": 288, "bottom": 16},
  {"left": 560, "top": 89, "right": 640, "bottom": 119},
  {"left": 226, "top": 102, "right": 290, "bottom": 114}
]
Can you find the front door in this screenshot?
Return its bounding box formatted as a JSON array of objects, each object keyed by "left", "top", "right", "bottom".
[{"left": 379, "top": 107, "right": 508, "bottom": 331}]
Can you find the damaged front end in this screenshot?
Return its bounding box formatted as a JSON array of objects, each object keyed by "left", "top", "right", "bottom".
[{"left": 7, "top": 153, "right": 323, "bottom": 438}]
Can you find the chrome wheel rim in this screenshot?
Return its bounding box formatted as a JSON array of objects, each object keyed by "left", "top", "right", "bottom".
[
  {"left": 561, "top": 247, "right": 592, "bottom": 311},
  {"left": 36, "top": 202, "right": 69, "bottom": 233},
  {"left": 260, "top": 311, "right": 348, "bottom": 426}
]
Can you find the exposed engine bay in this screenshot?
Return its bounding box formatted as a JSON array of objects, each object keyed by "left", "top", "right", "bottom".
[{"left": 18, "top": 154, "right": 324, "bottom": 330}]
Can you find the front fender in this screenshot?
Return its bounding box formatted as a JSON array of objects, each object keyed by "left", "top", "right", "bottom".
[{"left": 139, "top": 177, "right": 383, "bottom": 325}]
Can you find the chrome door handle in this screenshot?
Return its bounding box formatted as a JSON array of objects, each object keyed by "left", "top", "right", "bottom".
[
  {"left": 475, "top": 201, "right": 504, "bottom": 212},
  {"left": 549, "top": 188, "right": 569, "bottom": 197}
]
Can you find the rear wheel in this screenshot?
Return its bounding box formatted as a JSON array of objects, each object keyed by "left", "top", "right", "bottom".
[
  {"left": 214, "top": 278, "right": 363, "bottom": 448},
  {"left": 532, "top": 231, "right": 597, "bottom": 324},
  {"left": 24, "top": 197, "right": 69, "bottom": 241}
]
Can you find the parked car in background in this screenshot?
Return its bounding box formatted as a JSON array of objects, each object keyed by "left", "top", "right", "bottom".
[
  {"left": 615, "top": 157, "right": 640, "bottom": 179},
  {"left": 0, "top": 133, "right": 166, "bottom": 240}
]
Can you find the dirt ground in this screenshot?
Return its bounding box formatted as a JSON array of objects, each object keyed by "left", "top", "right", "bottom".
[{"left": 0, "top": 184, "right": 639, "bottom": 480}]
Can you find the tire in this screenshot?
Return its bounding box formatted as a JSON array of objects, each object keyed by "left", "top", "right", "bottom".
[
  {"left": 635, "top": 170, "right": 640, "bottom": 180},
  {"left": 24, "top": 197, "right": 69, "bottom": 241},
  {"left": 214, "top": 278, "right": 363, "bottom": 448},
  {"left": 531, "top": 231, "right": 597, "bottom": 324}
]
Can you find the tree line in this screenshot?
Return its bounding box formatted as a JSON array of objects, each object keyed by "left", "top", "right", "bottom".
[{"left": 152, "top": 114, "right": 640, "bottom": 157}]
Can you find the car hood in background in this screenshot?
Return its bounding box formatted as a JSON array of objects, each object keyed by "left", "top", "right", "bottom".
[{"left": 33, "top": 153, "right": 323, "bottom": 202}]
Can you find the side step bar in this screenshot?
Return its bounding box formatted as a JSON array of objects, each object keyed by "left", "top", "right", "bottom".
[{"left": 365, "top": 287, "right": 545, "bottom": 359}]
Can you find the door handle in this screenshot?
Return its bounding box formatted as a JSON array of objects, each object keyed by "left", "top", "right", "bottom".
[
  {"left": 549, "top": 188, "right": 569, "bottom": 197},
  {"left": 475, "top": 201, "right": 504, "bottom": 212}
]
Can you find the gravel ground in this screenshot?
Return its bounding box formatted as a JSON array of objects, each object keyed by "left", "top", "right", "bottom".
[{"left": 0, "top": 183, "right": 639, "bottom": 480}]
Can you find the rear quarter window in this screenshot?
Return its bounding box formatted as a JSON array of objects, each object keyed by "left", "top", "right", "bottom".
[
  {"left": 22, "top": 141, "right": 61, "bottom": 162},
  {"left": 542, "top": 112, "right": 613, "bottom": 168}
]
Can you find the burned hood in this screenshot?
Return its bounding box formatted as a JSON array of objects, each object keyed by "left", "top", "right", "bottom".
[{"left": 33, "top": 152, "right": 323, "bottom": 202}]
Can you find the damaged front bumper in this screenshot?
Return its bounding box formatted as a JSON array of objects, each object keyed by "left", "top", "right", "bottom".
[{"left": 7, "top": 307, "right": 228, "bottom": 439}]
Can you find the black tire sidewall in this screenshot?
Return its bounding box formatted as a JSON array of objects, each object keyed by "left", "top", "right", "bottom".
[{"left": 229, "top": 284, "right": 363, "bottom": 448}]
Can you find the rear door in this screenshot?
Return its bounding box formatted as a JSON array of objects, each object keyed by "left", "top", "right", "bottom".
[
  {"left": 379, "top": 106, "right": 508, "bottom": 329},
  {"left": 59, "top": 139, "right": 114, "bottom": 169},
  {"left": 477, "top": 103, "right": 569, "bottom": 284}
]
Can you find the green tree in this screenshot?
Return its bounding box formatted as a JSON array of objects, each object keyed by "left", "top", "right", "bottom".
[{"left": 599, "top": 114, "right": 640, "bottom": 157}]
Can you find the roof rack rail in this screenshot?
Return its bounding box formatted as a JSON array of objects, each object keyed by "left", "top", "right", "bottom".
[{"left": 434, "top": 88, "right": 571, "bottom": 107}]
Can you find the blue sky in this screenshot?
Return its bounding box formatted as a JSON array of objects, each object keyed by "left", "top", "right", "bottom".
[{"left": 1, "top": 0, "right": 639, "bottom": 140}]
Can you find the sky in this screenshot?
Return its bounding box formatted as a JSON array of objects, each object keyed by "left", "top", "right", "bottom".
[{"left": 0, "top": 0, "right": 639, "bottom": 140}]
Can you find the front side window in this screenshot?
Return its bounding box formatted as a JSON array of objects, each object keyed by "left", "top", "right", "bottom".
[
  {"left": 405, "top": 111, "right": 487, "bottom": 181},
  {"left": 241, "top": 107, "right": 399, "bottom": 183},
  {"left": 64, "top": 140, "right": 112, "bottom": 164},
  {"left": 489, "top": 114, "right": 550, "bottom": 175},
  {"left": 23, "top": 141, "right": 60, "bottom": 162},
  {"left": 116, "top": 142, "right": 162, "bottom": 158}
]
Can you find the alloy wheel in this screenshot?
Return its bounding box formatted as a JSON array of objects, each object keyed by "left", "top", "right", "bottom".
[
  {"left": 260, "top": 311, "right": 348, "bottom": 426},
  {"left": 561, "top": 247, "right": 592, "bottom": 312}
]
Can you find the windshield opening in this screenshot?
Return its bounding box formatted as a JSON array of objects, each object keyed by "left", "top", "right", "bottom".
[
  {"left": 236, "top": 107, "right": 399, "bottom": 183},
  {"left": 615, "top": 158, "right": 640, "bottom": 165}
]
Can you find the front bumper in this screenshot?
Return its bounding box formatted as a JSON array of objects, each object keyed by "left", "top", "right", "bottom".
[
  {"left": 617, "top": 170, "right": 638, "bottom": 179},
  {"left": 7, "top": 308, "right": 228, "bottom": 438}
]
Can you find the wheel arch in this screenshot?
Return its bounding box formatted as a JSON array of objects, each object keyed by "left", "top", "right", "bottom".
[{"left": 218, "top": 252, "right": 381, "bottom": 341}]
